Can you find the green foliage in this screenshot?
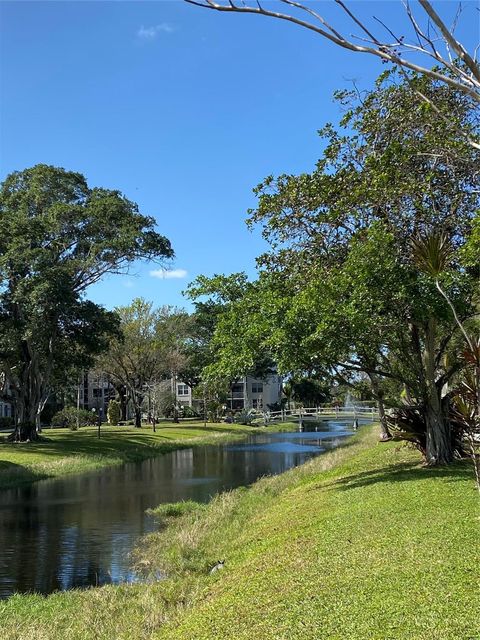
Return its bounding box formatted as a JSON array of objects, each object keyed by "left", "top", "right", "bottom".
[
  {"left": 461, "top": 209, "right": 480, "bottom": 269},
  {"left": 51, "top": 407, "right": 96, "bottom": 430},
  {"left": 192, "top": 379, "right": 230, "bottom": 422},
  {"left": 290, "top": 377, "right": 331, "bottom": 406},
  {"left": 191, "top": 71, "right": 479, "bottom": 463},
  {"left": 176, "top": 300, "right": 222, "bottom": 387},
  {"left": 159, "top": 392, "right": 178, "bottom": 418},
  {"left": 411, "top": 230, "right": 453, "bottom": 278},
  {"left": 234, "top": 408, "right": 256, "bottom": 425},
  {"left": 0, "top": 165, "right": 173, "bottom": 440},
  {"left": 187, "top": 273, "right": 277, "bottom": 382},
  {"left": 180, "top": 405, "right": 199, "bottom": 419},
  {"left": 266, "top": 400, "right": 287, "bottom": 412},
  {"left": 98, "top": 300, "right": 191, "bottom": 427},
  {"left": 107, "top": 400, "right": 121, "bottom": 425},
  {"left": 0, "top": 416, "right": 14, "bottom": 429}
]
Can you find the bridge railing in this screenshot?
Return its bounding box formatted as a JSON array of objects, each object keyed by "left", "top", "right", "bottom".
[{"left": 251, "top": 406, "right": 379, "bottom": 422}]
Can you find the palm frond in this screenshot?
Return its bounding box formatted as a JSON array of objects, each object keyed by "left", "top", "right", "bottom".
[{"left": 410, "top": 230, "right": 452, "bottom": 277}]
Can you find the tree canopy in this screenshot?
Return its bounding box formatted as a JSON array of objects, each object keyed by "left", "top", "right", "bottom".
[
  {"left": 190, "top": 71, "right": 480, "bottom": 464},
  {"left": 97, "top": 299, "right": 192, "bottom": 428},
  {"left": 0, "top": 165, "right": 173, "bottom": 440}
]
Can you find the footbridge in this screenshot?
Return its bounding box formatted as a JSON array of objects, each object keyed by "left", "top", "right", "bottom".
[{"left": 252, "top": 406, "right": 379, "bottom": 425}]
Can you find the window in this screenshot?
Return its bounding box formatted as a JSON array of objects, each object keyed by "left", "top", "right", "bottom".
[
  {"left": 177, "top": 384, "right": 189, "bottom": 396},
  {"left": 92, "top": 388, "right": 103, "bottom": 398},
  {"left": 251, "top": 383, "right": 263, "bottom": 394},
  {"left": 231, "top": 384, "right": 243, "bottom": 393},
  {"left": 252, "top": 398, "right": 263, "bottom": 409}
]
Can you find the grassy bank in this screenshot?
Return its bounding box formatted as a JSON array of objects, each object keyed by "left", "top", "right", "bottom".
[
  {"left": 2, "top": 425, "right": 478, "bottom": 639},
  {"left": 0, "top": 421, "right": 296, "bottom": 490}
]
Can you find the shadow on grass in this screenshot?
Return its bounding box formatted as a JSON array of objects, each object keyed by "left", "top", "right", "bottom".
[
  {"left": 324, "top": 459, "right": 473, "bottom": 493},
  {"left": 0, "top": 435, "right": 195, "bottom": 461},
  {"left": 0, "top": 425, "right": 257, "bottom": 470},
  {"left": 0, "top": 460, "right": 50, "bottom": 489}
]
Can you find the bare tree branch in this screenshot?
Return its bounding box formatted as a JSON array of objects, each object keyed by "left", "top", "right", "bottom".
[
  {"left": 185, "top": 0, "right": 480, "bottom": 107},
  {"left": 418, "top": 0, "right": 480, "bottom": 83}
]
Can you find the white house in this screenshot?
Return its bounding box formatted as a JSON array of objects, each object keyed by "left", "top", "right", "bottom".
[{"left": 227, "top": 374, "right": 283, "bottom": 411}]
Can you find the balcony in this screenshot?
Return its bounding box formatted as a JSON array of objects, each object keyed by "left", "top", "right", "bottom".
[{"left": 229, "top": 391, "right": 245, "bottom": 399}]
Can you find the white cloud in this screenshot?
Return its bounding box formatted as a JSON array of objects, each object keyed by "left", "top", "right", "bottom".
[
  {"left": 150, "top": 268, "right": 188, "bottom": 280},
  {"left": 137, "top": 23, "right": 175, "bottom": 40},
  {"left": 122, "top": 279, "right": 135, "bottom": 289}
]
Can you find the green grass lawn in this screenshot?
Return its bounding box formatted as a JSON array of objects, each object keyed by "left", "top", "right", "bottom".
[
  {"left": 0, "top": 421, "right": 289, "bottom": 490},
  {"left": 1, "top": 425, "right": 478, "bottom": 640}
]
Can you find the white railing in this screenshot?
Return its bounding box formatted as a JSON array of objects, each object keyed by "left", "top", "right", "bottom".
[{"left": 251, "top": 406, "right": 379, "bottom": 422}]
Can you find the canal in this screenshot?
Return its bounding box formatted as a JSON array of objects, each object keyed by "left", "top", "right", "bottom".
[{"left": 0, "top": 419, "right": 364, "bottom": 598}]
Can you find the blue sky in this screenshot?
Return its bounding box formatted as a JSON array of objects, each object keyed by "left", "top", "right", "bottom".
[{"left": 1, "top": 1, "right": 478, "bottom": 311}]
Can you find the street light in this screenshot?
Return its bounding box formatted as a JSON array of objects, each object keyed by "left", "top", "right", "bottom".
[{"left": 92, "top": 407, "right": 100, "bottom": 439}]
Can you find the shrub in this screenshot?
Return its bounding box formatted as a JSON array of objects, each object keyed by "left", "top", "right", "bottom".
[
  {"left": 267, "top": 400, "right": 287, "bottom": 412},
  {"left": 181, "top": 405, "right": 199, "bottom": 418},
  {"left": 107, "top": 400, "right": 121, "bottom": 425},
  {"left": 0, "top": 416, "right": 13, "bottom": 429},
  {"left": 234, "top": 408, "right": 256, "bottom": 426},
  {"left": 51, "top": 407, "right": 96, "bottom": 430},
  {"left": 159, "top": 392, "right": 178, "bottom": 418}
]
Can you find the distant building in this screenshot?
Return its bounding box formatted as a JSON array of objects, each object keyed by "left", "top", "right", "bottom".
[
  {"left": 227, "top": 374, "right": 283, "bottom": 411},
  {"left": 0, "top": 400, "right": 12, "bottom": 419},
  {"left": 149, "top": 379, "right": 193, "bottom": 409},
  {"left": 77, "top": 371, "right": 282, "bottom": 419},
  {"left": 176, "top": 381, "right": 192, "bottom": 407},
  {"left": 78, "top": 372, "right": 115, "bottom": 418}
]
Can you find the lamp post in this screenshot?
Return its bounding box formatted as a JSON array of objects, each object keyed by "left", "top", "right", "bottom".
[
  {"left": 203, "top": 382, "right": 207, "bottom": 428},
  {"left": 76, "top": 371, "right": 81, "bottom": 431},
  {"left": 92, "top": 408, "right": 100, "bottom": 439}
]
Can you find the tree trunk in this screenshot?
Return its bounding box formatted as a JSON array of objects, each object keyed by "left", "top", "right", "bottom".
[
  {"left": 423, "top": 319, "right": 453, "bottom": 465},
  {"left": 424, "top": 395, "right": 452, "bottom": 464},
  {"left": 10, "top": 396, "right": 40, "bottom": 442},
  {"left": 11, "top": 421, "right": 39, "bottom": 442},
  {"left": 134, "top": 407, "right": 142, "bottom": 429},
  {"left": 9, "top": 335, "right": 46, "bottom": 442},
  {"left": 368, "top": 373, "right": 392, "bottom": 441},
  {"left": 10, "top": 378, "right": 43, "bottom": 442},
  {"left": 117, "top": 385, "right": 127, "bottom": 421},
  {"left": 377, "top": 396, "right": 392, "bottom": 441},
  {"left": 173, "top": 405, "right": 179, "bottom": 424}
]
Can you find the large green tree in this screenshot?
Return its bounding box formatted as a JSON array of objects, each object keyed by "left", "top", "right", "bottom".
[
  {"left": 98, "top": 300, "right": 192, "bottom": 427},
  {"left": 197, "top": 72, "right": 479, "bottom": 464},
  {"left": 177, "top": 299, "right": 223, "bottom": 389},
  {"left": 186, "top": 273, "right": 277, "bottom": 382},
  {"left": 0, "top": 165, "right": 173, "bottom": 440}
]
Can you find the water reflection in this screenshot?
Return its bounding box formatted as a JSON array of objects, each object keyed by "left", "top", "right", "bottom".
[{"left": 0, "top": 420, "right": 364, "bottom": 598}]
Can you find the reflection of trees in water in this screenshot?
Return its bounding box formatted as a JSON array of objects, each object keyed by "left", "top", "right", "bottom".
[{"left": 0, "top": 429, "right": 342, "bottom": 596}]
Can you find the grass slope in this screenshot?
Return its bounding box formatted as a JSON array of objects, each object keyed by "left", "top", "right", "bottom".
[
  {"left": 1, "top": 426, "right": 478, "bottom": 640},
  {"left": 0, "top": 422, "right": 288, "bottom": 490}
]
